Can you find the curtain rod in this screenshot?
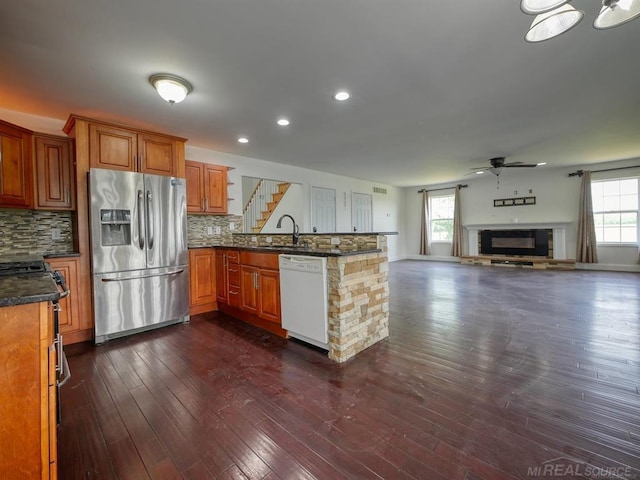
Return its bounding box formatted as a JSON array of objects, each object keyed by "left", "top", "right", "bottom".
[
  {"left": 417, "top": 184, "right": 468, "bottom": 194},
  {"left": 568, "top": 165, "right": 640, "bottom": 177}
]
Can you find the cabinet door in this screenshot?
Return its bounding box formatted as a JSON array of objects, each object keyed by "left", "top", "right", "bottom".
[
  {"left": 204, "top": 164, "right": 227, "bottom": 213},
  {"left": 259, "top": 268, "right": 281, "bottom": 324},
  {"left": 138, "top": 132, "right": 177, "bottom": 176},
  {"left": 47, "top": 258, "right": 80, "bottom": 336},
  {"left": 215, "top": 250, "right": 228, "bottom": 304},
  {"left": 185, "top": 160, "right": 204, "bottom": 213},
  {"left": 34, "top": 135, "right": 75, "bottom": 210},
  {"left": 240, "top": 265, "right": 258, "bottom": 314},
  {"left": 0, "top": 121, "right": 33, "bottom": 208},
  {"left": 189, "top": 249, "right": 216, "bottom": 306},
  {"left": 88, "top": 123, "right": 137, "bottom": 171}
]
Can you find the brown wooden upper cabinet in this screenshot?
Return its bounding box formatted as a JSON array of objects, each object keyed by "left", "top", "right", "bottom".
[
  {"left": 185, "top": 160, "right": 228, "bottom": 214},
  {"left": 34, "top": 134, "right": 75, "bottom": 210},
  {"left": 0, "top": 119, "right": 33, "bottom": 209},
  {"left": 88, "top": 120, "right": 184, "bottom": 177}
]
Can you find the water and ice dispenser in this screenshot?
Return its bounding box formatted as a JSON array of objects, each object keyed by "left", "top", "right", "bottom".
[{"left": 100, "top": 209, "right": 131, "bottom": 246}]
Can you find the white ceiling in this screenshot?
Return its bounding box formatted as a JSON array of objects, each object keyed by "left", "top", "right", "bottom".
[{"left": 1, "top": 1, "right": 639, "bottom": 187}]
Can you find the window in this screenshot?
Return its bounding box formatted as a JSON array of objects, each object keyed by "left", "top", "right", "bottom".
[
  {"left": 429, "top": 194, "right": 455, "bottom": 241},
  {"left": 592, "top": 178, "right": 639, "bottom": 243}
]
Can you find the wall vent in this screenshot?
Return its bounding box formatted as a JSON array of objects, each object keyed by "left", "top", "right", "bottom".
[{"left": 373, "top": 186, "right": 387, "bottom": 194}]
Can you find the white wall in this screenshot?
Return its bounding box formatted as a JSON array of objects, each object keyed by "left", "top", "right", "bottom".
[
  {"left": 186, "top": 145, "right": 403, "bottom": 260},
  {"left": 403, "top": 159, "right": 640, "bottom": 271}
]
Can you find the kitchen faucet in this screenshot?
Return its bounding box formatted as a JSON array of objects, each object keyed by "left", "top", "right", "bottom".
[{"left": 276, "top": 214, "right": 299, "bottom": 245}]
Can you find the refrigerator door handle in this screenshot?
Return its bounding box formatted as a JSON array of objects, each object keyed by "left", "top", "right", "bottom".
[
  {"left": 101, "top": 268, "right": 185, "bottom": 282},
  {"left": 146, "top": 190, "right": 154, "bottom": 250},
  {"left": 137, "top": 189, "right": 145, "bottom": 249}
]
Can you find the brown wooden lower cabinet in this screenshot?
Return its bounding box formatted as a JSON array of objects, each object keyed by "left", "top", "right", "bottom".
[
  {"left": 0, "top": 301, "right": 57, "bottom": 480},
  {"left": 46, "top": 257, "right": 80, "bottom": 340},
  {"left": 189, "top": 248, "right": 217, "bottom": 315},
  {"left": 217, "top": 249, "right": 285, "bottom": 337}
]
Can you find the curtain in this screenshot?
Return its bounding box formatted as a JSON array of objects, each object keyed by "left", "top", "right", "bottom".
[
  {"left": 451, "top": 185, "right": 463, "bottom": 257},
  {"left": 576, "top": 171, "right": 598, "bottom": 263},
  {"left": 419, "top": 191, "right": 430, "bottom": 255}
]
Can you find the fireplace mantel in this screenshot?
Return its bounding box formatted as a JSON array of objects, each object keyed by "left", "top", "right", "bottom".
[{"left": 464, "top": 222, "right": 572, "bottom": 259}]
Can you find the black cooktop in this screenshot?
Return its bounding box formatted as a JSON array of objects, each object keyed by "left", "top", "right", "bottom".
[{"left": 0, "top": 255, "right": 48, "bottom": 276}]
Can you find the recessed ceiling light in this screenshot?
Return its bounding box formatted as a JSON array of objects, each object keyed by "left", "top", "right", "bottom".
[
  {"left": 334, "top": 91, "right": 350, "bottom": 101},
  {"left": 238, "top": 137, "right": 249, "bottom": 144},
  {"left": 277, "top": 118, "right": 290, "bottom": 126},
  {"left": 476, "top": 171, "right": 485, "bottom": 175},
  {"left": 537, "top": 162, "right": 547, "bottom": 166}
]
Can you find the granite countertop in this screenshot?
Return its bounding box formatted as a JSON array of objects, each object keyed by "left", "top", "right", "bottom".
[
  {"left": 195, "top": 245, "right": 382, "bottom": 257},
  {"left": 0, "top": 273, "right": 60, "bottom": 307}
]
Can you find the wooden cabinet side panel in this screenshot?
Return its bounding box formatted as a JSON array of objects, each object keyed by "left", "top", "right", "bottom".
[
  {"left": 0, "top": 303, "right": 46, "bottom": 479},
  {"left": 185, "top": 161, "right": 204, "bottom": 213},
  {"left": 88, "top": 123, "right": 137, "bottom": 171},
  {"left": 215, "top": 250, "right": 228, "bottom": 303}
]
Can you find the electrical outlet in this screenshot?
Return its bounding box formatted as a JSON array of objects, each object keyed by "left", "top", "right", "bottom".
[
  {"left": 229, "top": 222, "right": 235, "bottom": 231},
  {"left": 331, "top": 237, "right": 340, "bottom": 245},
  {"left": 251, "top": 236, "right": 257, "bottom": 242},
  {"left": 214, "top": 226, "right": 222, "bottom": 235},
  {"left": 266, "top": 236, "right": 272, "bottom": 243},
  {"left": 206, "top": 226, "right": 213, "bottom": 235},
  {"left": 51, "top": 228, "right": 61, "bottom": 241}
]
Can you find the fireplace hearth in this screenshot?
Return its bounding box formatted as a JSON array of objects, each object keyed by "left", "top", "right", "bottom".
[{"left": 480, "top": 229, "right": 551, "bottom": 257}]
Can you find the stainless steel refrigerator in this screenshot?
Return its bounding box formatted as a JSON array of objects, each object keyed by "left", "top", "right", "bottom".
[{"left": 89, "top": 168, "right": 189, "bottom": 344}]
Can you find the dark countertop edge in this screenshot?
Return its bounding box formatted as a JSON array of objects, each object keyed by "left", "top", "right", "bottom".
[
  {"left": 190, "top": 245, "right": 383, "bottom": 257},
  {"left": 0, "top": 274, "right": 60, "bottom": 308},
  {"left": 44, "top": 252, "right": 81, "bottom": 258},
  {"left": 232, "top": 232, "right": 398, "bottom": 236}
]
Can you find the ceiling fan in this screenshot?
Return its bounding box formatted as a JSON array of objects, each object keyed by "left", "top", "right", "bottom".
[{"left": 470, "top": 157, "right": 538, "bottom": 176}]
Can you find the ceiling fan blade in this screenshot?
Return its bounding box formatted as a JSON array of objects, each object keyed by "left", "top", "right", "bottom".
[
  {"left": 504, "top": 161, "right": 524, "bottom": 166},
  {"left": 470, "top": 166, "right": 491, "bottom": 171},
  {"left": 505, "top": 164, "right": 537, "bottom": 168}
]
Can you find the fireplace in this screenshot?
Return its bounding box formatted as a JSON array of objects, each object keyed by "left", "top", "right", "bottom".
[{"left": 480, "top": 229, "right": 551, "bottom": 257}]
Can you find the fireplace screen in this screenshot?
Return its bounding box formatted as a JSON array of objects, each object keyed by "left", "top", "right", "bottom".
[
  {"left": 492, "top": 238, "right": 536, "bottom": 249},
  {"left": 480, "top": 229, "right": 550, "bottom": 257}
]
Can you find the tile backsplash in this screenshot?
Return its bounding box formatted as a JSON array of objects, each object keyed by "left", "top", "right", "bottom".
[
  {"left": 187, "top": 214, "right": 243, "bottom": 247},
  {"left": 0, "top": 209, "right": 75, "bottom": 255}
]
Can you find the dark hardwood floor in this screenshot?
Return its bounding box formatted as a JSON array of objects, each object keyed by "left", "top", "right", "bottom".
[{"left": 59, "top": 261, "right": 640, "bottom": 479}]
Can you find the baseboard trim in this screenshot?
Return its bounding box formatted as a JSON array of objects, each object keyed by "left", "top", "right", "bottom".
[
  {"left": 405, "top": 255, "right": 460, "bottom": 263},
  {"left": 576, "top": 263, "right": 640, "bottom": 273}
]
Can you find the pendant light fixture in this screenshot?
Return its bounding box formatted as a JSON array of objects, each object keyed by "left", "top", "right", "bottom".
[
  {"left": 525, "top": 4, "right": 584, "bottom": 42},
  {"left": 149, "top": 74, "right": 193, "bottom": 104},
  {"left": 594, "top": 0, "right": 640, "bottom": 28},
  {"left": 521, "top": 0, "right": 640, "bottom": 42}
]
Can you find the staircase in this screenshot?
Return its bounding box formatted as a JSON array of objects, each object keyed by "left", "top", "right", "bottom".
[{"left": 244, "top": 180, "right": 291, "bottom": 233}]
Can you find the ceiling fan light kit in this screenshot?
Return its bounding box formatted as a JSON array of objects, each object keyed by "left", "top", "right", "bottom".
[{"left": 521, "top": 0, "right": 640, "bottom": 42}]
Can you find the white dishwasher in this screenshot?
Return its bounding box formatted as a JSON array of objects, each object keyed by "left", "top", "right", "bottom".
[{"left": 279, "top": 254, "right": 329, "bottom": 350}]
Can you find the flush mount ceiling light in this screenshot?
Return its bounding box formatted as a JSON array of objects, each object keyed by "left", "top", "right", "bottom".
[
  {"left": 521, "top": 0, "right": 640, "bottom": 42},
  {"left": 238, "top": 137, "right": 249, "bottom": 144},
  {"left": 149, "top": 74, "right": 192, "bottom": 104},
  {"left": 334, "top": 90, "right": 350, "bottom": 101},
  {"left": 277, "top": 118, "right": 290, "bottom": 126}
]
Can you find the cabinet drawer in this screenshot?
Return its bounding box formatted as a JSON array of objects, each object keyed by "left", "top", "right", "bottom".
[
  {"left": 227, "top": 250, "right": 240, "bottom": 264},
  {"left": 228, "top": 287, "right": 241, "bottom": 308},
  {"left": 240, "top": 251, "right": 279, "bottom": 270},
  {"left": 228, "top": 267, "right": 240, "bottom": 286}
]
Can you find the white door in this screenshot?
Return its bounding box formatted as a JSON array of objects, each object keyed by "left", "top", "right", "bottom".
[
  {"left": 351, "top": 192, "right": 372, "bottom": 232},
  {"left": 312, "top": 187, "right": 336, "bottom": 233}
]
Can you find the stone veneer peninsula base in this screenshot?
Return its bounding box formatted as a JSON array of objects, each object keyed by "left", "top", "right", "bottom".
[{"left": 326, "top": 249, "right": 390, "bottom": 363}]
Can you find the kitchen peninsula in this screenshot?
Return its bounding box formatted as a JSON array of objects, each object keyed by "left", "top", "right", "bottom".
[{"left": 192, "top": 232, "right": 392, "bottom": 363}]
